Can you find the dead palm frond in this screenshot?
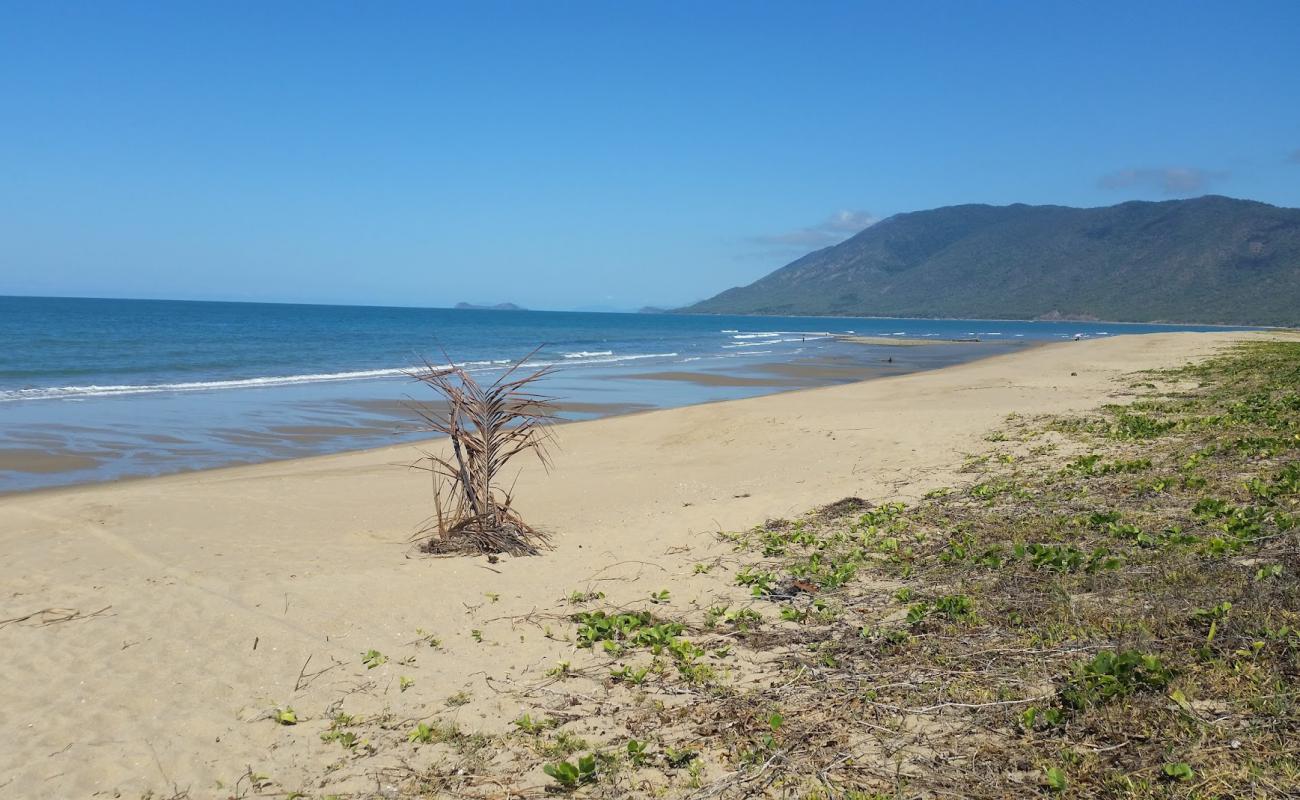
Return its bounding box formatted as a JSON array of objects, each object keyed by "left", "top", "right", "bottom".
[{"left": 408, "top": 350, "right": 557, "bottom": 556}]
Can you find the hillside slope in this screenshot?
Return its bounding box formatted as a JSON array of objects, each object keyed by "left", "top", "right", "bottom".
[{"left": 684, "top": 196, "right": 1300, "bottom": 325}]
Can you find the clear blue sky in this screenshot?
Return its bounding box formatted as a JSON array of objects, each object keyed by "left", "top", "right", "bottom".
[{"left": 2, "top": 1, "right": 1298, "bottom": 310}]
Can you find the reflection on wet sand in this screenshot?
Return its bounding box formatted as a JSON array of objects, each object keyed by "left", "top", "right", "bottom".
[
  {"left": 623, "top": 371, "right": 810, "bottom": 388},
  {"left": 0, "top": 449, "right": 102, "bottom": 474}
]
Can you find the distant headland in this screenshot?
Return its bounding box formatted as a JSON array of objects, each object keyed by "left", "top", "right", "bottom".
[
  {"left": 681, "top": 195, "right": 1300, "bottom": 327},
  {"left": 453, "top": 302, "right": 526, "bottom": 311}
]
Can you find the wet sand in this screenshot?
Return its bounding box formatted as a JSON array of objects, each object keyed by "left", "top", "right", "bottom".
[{"left": 0, "top": 449, "right": 103, "bottom": 474}]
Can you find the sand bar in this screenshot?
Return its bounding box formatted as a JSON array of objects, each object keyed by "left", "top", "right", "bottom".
[{"left": 0, "top": 331, "right": 1282, "bottom": 797}]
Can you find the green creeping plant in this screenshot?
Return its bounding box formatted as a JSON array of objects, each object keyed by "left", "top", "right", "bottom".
[
  {"left": 662, "top": 745, "right": 698, "bottom": 768},
  {"left": 907, "top": 594, "right": 976, "bottom": 625},
  {"left": 543, "top": 754, "right": 597, "bottom": 789},
  {"left": 513, "top": 713, "right": 557, "bottom": 734},
  {"left": 1061, "top": 650, "right": 1172, "bottom": 709},
  {"left": 735, "top": 567, "right": 777, "bottom": 596},
  {"left": 610, "top": 665, "right": 650, "bottom": 684},
  {"left": 573, "top": 610, "right": 684, "bottom": 649},
  {"left": 625, "top": 739, "right": 650, "bottom": 765},
  {"left": 705, "top": 605, "right": 763, "bottom": 631}
]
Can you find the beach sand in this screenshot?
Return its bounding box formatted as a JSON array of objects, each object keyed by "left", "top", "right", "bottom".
[{"left": 0, "top": 331, "right": 1280, "bottom": 797}]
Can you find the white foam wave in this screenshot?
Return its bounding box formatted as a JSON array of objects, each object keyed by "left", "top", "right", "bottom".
[
  {"left": 0, "top": 367, "right": 416, "bottom": 401},
  {"left": 0, "top": 352, "right": 681, "bottom": 402},
  {"left": 563, "top": 350, "right": 613, "bottom": 358},
  {"left": 528, "top": 352, "right": 677, "bottom": 368},
  {"left": 732, "top": 330, "right": 835, "bottom": 341}
]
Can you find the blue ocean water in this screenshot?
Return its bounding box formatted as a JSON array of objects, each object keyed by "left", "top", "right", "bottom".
[{"left": 0, "top": 296, "right": 1248, "bottom": 493}]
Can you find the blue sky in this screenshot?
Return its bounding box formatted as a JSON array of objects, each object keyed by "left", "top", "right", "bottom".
[{"left": 2, "top": 1, "right": 1298, "bottom": 310}]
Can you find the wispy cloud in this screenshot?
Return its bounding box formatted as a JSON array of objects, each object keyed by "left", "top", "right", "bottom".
[
  {"left": 1287, "top": 149, "right": 1300, "bottom": 164},
  {"left": 749, "top": 210, "right": 878, "bottom": 250},
  {"left": 1098, "top": 166, "right": 1224, "bottom": 195}
]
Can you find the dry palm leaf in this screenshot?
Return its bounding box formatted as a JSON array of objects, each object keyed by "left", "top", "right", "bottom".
[{"left": 408, "top": 350, "right": 557, "bottom": 556}]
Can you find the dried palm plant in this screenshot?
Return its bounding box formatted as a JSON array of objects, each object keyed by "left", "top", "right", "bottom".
[{"left": 409, "top": 351, "right": 557, "bottom": 556}]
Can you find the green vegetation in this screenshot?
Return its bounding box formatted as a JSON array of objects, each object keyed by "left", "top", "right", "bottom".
[
  {"left": 407, "top": 722, "right": 438, "bottom": 744},
  {"left": 572, "top": 610, "right": 685, "bottom": 650},
  {"left": 587, "top": 340, "right": 1300, "bottom": 797},
  {"left": 543, "top": 754, "right": 598, "bottom": 789},
  {"left": 1059, "top": 650, "right": 1173, "bottom": 708},
  {"left": 682, "top": 196, "right": 1300, "bottom": 325},
  {"left": 512, "top": 713, "right": 558, "bottom": 735}
]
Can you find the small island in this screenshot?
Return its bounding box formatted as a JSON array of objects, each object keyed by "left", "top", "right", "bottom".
[{"left": 453, "top": 302, "right": 526, "bottom": 311}]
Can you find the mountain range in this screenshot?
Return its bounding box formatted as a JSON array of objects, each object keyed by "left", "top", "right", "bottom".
[{"left": 683, "top": 196, "right": 1299, "bottom": 326}]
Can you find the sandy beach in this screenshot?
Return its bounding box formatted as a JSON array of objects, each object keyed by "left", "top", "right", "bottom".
[{"left": 0, "top": 330, "right": 1281, "bottom": 798}]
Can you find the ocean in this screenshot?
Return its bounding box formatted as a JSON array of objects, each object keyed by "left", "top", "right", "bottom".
[{"left": 0, "top": 296, "right": 1248, "bottom": 493}]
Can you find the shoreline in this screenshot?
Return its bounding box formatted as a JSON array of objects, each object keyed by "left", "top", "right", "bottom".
[
  {"left": 0, "top": 338, "right": 1027, "bottom": 498},
  {"left": 6, "top": 292, "right": 1286, "bottom": 328},
  {"left": 671, "top": 307, "right": 1282, "bottom": 329},
  {"left": 0, "top": 330, "right": 1287, "bottom": 798}
]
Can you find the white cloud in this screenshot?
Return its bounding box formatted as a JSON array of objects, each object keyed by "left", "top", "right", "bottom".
[{"left": 750, "top": 209, "right": 878, "bottom": 249}]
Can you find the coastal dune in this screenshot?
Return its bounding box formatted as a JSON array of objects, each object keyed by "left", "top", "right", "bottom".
[{"left": 0, "top": 331, "right": 1273, "bottom": 797}]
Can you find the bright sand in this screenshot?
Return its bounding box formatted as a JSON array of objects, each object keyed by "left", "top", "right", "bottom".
[{"left": 0, "top": 331, "right": 1285, "bottom": 797}]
